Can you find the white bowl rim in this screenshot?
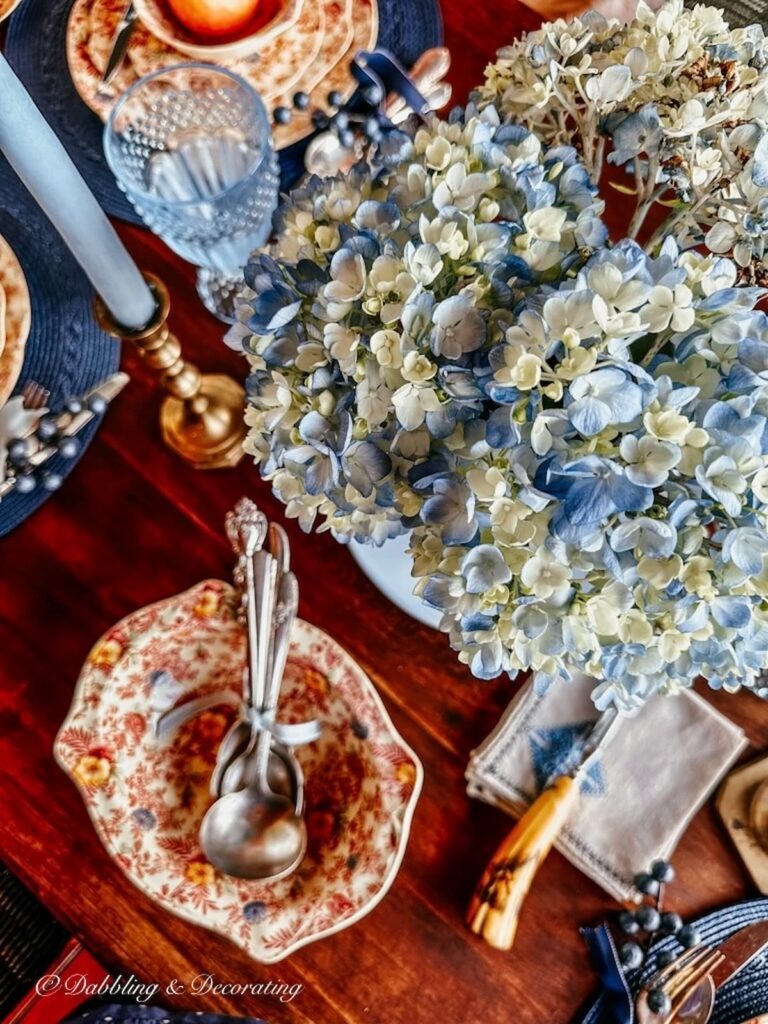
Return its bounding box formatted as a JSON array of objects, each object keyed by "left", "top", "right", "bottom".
[
  {"left": 132, "top": 0, "right": 303, "bottom": 59},
  {"left": 0, "top": 0, "right": 26, "bottom": 23}
]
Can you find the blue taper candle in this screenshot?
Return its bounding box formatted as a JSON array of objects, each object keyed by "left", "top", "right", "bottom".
[{"left": 0, "top": 54, "right": 156, "bottom": 329}]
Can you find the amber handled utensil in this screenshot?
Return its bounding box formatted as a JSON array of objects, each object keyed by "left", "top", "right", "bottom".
[{"left": 467, "top": 706, "right": 620, "bottom": 950}]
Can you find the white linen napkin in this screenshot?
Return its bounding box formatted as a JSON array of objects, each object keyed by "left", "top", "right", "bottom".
[{"left": 466, "top": 675, "right": 748, "bottom": 901}]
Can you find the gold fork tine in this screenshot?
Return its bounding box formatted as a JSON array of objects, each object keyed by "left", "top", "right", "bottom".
[
  {"left": 665, "top": 947, "right": 716, "bottom": 994},
  {"left": 667, "top": 950, "right": 724, "bottom": 1003},
  {"left": 648, "top": 945, "right": 711, "bottom": 991}
]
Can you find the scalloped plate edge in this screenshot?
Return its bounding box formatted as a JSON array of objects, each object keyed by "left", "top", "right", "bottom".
[{"left": 54, "top": 579, "right": 424, "bottom": 963}]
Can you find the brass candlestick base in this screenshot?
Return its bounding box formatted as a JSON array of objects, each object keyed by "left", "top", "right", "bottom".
[{"left": 95, "top": 272, "right": 246, "bottom": 469}]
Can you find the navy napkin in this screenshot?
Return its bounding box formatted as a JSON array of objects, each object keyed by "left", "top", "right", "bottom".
[{"left": 581, "top": 925, "right": 634, "bottom": 1024}]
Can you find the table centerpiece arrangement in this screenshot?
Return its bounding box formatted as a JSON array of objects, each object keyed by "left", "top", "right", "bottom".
[{"left": 231, "top": 0, "right": 768, "bottom": 712}]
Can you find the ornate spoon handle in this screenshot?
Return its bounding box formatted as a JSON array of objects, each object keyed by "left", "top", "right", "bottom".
[{"left": 251, "top": 571, "right": 299, "bottom": 788}]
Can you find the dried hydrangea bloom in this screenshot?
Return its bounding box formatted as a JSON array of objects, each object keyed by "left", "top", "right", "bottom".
[{"left": 476, "top": 0, "right": 768, "bottom": 273}]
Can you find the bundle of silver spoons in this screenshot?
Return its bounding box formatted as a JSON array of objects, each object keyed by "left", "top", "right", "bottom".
[
  {"left": 154, "top": 498, "right": 321, "bottom": 882},
  {"left": 200, "top": 499, "right": 322, "bottom": 881}
]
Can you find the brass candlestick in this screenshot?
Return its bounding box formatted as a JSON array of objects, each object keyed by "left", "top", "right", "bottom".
[{"left": 95, "top": 272, "right": 246, "bottom": 470}]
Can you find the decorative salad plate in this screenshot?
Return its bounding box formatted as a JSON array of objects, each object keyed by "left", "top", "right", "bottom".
[
  {"left": 56, "top": 579, "right": 422, "bottom": 963},
  {"left": 66, "top": 0, "right": 377, "bottom": 148}
]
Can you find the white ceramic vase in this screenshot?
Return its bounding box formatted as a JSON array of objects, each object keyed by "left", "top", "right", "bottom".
[{"left": 349, "top": 533, "right": 442, "bottom": 630}]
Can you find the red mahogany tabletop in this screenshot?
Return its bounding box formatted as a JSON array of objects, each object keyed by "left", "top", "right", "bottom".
[{"left": 2, "top": 3, "right": 768, "bottom": 1022}]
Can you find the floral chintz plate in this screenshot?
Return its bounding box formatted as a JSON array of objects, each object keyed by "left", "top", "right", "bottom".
[{"left": 55, "top": 580, "right": 422, "bottom": 963}]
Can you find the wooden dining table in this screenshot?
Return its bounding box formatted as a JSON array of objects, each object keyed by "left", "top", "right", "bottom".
[{"left": 2, "top": 2, "right": 768, "bottom": 1021}]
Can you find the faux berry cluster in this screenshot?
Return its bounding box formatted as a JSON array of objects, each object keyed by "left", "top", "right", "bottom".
[
  {"left": 5, "top": 394, "right": 107, "bottom": 494},
  {"left": 617, "top": 860, "right": 701, "bottom": 1015},
  {"left": 273, "top": 85, "right": 388, "bottom": 150}
]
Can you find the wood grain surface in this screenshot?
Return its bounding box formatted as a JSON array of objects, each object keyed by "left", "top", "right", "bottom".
[{"left": 2, "top": 4, "right": 768, "bottom": 1022}]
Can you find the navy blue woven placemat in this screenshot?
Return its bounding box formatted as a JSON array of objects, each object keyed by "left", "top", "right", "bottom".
[
  {"left": 66, "top": 1007, "right": 266, "bottom": 1024},
  {"left": 580, "top": 898, "right": 768, "bottom": 1024},
  {"left": 4, "top": 0, "right": 443, "bottom": 223},
  {"left": 0, "top": 156, "right": 121, "bottom": 537}
]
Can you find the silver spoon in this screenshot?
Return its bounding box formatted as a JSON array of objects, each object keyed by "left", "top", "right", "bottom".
[
  {"left": 216, "top": 522, "right": 292, "bottom": 796},
  {"left": 212, "top": 506, "right": 288, "bottom": 796},
  {"left": 200, "top": 572, "right": 306, "bottom": 879},
  {"left": 211, "top": 713, "right": 297, "bottom": 800},
  {"left": 225, "top": 499, "right": 267, "bottom": 578},
  {"left": 264, "top": 523, "right": 290, "bottom": 721},
  {"left": 219, "top": 548, "right": 278, "bottom": 794},
  {"left": 269, "top": 741, "right": 304, "bottom": 814},
  {"left": 268, "top": 521, "right": 290, "bottom": 573},
  {"left": 239, "top": 570, "right": 299, "bottom": 792},
  {"left": 210, "top": 503, "right": 269, "bottom": 796},
  {"left": 209, "top": 717, "right": 250, "bottom": 798},
  {"left": 215, "top": 559, "right": 305, "bottom": 807}
]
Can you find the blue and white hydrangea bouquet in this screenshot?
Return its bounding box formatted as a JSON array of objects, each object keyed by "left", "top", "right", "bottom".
[
  {"left": 410, "top": 240, "right": 768, "bottom": 708},
  {"left": 229, "top": 111, "right": 606, "bottom": 543},
  {"left": 230, "top": 0, "right": 768, "bottom": 710}
]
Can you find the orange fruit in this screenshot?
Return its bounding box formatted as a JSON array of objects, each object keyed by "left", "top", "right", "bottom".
[{"left": 166, "top": 0, "right": 262, "bottom": 38}]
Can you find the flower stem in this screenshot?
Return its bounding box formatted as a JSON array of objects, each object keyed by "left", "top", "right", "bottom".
[
  {"left": 639, "top": 333, "right": 670, "bottom": 367},
  {"left": 627, "top": 197, "right": 655, "bottom": 239},
  {"left": 627, "top": 155, "right": 661, "bottom": 240},
  {"left": 593, "top": 136, "right": 606, "bottom": 188},
  {"left": 644, "top": 194, "right": 709, "bottom": 255}
]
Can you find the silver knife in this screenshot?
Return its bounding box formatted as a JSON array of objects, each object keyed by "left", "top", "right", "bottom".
[
  {"left": 710, "top": 920, "right": 768, "bottom": 989},
  {"left": 101, "top": 1, "right": 137, "bottom": 86}
]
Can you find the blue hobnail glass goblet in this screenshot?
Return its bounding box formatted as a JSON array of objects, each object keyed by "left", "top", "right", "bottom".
[{"left": 104, "top": 63, "right": 279, "bottom": 323}]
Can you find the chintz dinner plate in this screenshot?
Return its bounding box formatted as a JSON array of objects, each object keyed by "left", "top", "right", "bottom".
[
  {"left": 0, "top": 232, "right": 31, "bottom": 408},
  {"left": 55, "top": 580, "right": 422, "bottom": 963},
  {"left": 267, "top": 0, "right": 378, "bottom": 148}
]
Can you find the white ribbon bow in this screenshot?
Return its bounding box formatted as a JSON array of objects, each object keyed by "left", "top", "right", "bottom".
[
  {"left": 152, "top": 671, "right": 322, "bottom": 747},
  {"left": 246, "top": 705, "right": 323, "bottom": 746}
]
